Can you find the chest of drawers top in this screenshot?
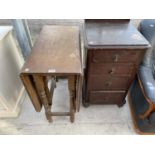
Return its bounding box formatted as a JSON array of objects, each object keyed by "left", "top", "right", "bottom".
[{"left": 84, "top": 19, "right": 150, "bottom": 49}]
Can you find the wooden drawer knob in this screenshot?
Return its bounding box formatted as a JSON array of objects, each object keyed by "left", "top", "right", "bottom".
[
  {"left": 113, "top": 54, "right": 119, "bottom": 62},
  {"left": 106, "top": 82, "right": 112, "bottom": 87},
  {"left": 92, "top": 58, "right": 98, "bottom": 63},
  {"left": 103, "top": 97, "right": 109, "bottom": 102},
  {"left": 109, "top": 68, "right": 115, "bottom": 74}
]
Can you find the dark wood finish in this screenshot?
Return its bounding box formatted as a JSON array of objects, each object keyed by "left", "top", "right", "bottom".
[
  {"left": 21, "top": 26, "right": 81, "bottom": 74},
  {"left": 88, "top": 75, "right": 133, "bottom": 91},
  {"left": 90, "top": 49, "right": 145, "bottom": 64},
  {"left": 85, "top": 19, "right": 130, "bottom": 24},
  {"left": 83, "top": 19, "right": 150, "bottom": 107},
  {"left": 89, "top": 91, "right": 126, "bottom": 104},
  {"left": 20, "top": 26, "right": 82, "bottom": 123},
  {"left": 50, "top": 112, "right": 70, "bottom": 116},
  {"left": 89, "top": 63, "right": 134, "bottom": 76},
  {"left": 20, "top": 74, "right": 42, "bottom": 112},
  {"left": 68, "top": 75, "right": 76, "bottom": 122},
  {"left": 33, "top": 75, "right": 53, "bottom": 122},
  {"left": 84, "top": 20, "right": 150, "bottom": 47}
]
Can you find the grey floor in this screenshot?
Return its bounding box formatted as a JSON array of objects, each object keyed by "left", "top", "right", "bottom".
[{"left": 0, "top": 79, "right": 136, "bottom": 135}]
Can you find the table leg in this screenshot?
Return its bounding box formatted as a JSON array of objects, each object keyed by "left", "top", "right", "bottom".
[
  {"left": 73, "top": 76, "right": 77, "bottom": 111},
  {"left": 68, "top": 75, "right": 76, "bottom": 123},
  {"left": 33, "top": 75, "right": 52, "bottom": 123},
  {"left": 43, "top": 76, "right": 52, "bottom": 106},
  {"left": 77, "top": 75, "right": 82, "bottom": 112}
]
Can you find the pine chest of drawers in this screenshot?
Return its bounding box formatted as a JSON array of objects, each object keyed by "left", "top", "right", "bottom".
[{"left": 83, "top": 19, "right": 150, "bottom": 107}]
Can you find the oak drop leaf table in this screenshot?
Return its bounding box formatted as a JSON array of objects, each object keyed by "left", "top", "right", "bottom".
[{"left": 20, "top": 26, "right": 82, "bottom": 123}]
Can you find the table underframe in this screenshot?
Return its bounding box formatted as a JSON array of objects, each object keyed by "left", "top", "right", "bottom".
[{"left": 21, "top": 74, "right": 81, "bottom": 123}]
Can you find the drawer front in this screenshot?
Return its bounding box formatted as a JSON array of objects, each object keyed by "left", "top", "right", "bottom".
[
  {"left": 91, "top": 49, "right": 143, "bottom": 63},
  {"left": 89, "top": 75, "right": 133, "bottom": 91},
  {"left": 89, "top": 91, "right": 126, "bottom": 104},
  {"left": 89, "top": 63, "right": 134, "bottom": 76}
]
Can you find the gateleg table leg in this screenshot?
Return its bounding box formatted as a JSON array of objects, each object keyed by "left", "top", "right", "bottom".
[
  {"left": 43, "top": 76, "right": 52, "bottom": 106},
  {"left": 76, "top": 75, "right": 82, "bottom": 112},
  {"left": 33, "top": 75, "right": 52, "bottom": 123},
  {"left": 68, "top": 75, "right": 76, "bottom": 123}
]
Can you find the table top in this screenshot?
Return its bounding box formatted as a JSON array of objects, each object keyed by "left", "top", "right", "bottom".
[
  {"left": 21, "top": 25, "right": 82, "bottom": 74},
  {"left": 85, "top": 20, "right": 150, "bottom": 49}
]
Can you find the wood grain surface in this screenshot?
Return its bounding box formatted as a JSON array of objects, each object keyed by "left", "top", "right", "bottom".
[
  {"left": 85, "top": 20, "right": 150, "bottom": 48},
  {"left": 21, "top": 25, "right": 82, "bottom": 74}
]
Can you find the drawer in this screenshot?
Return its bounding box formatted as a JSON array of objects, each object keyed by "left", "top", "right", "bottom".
[
  {"left": 90, "top": 49, "right": 143, "bottom": 63},
  {"left": 89, "top": 75, "right": 133, "bottom": 91},
  {"left": 89, "top": 63, "right": 134, "bottom": 76},
  {"left": 89, "top": 91, "right": 126, "bottom": 104}
]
